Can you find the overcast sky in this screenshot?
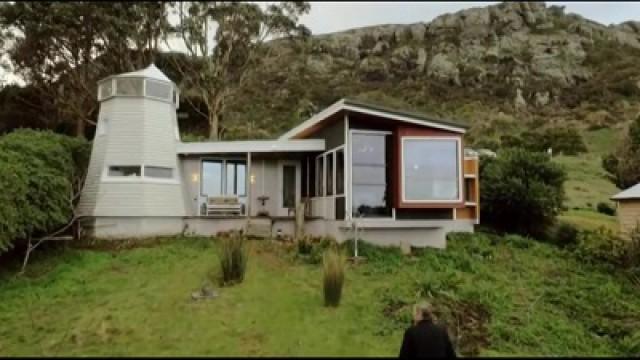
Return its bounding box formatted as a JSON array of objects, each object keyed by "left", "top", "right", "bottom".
[{"left": 2, "top": 2, "right": 639, "bottom": 84}]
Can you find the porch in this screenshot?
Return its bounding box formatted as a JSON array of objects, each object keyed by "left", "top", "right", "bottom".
[{"left": 177, "top": 139, "right": 326, "bottom": 223}]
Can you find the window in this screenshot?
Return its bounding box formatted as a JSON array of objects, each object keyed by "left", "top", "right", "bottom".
[
  {"left": 144, "top": 166, "right": 173, "bottom": 179},
  {"left": 336, "top": 149, "right": 344, "bottom": 195},
  {"left": 98, "top": 80, "right": 113, "bottom": 100},
  {"left": 108, "top": 166, "right": 141, "bottom": 177},
  {"left": 316, "top": 156, "right": 324, "bottom": 196},
  {"left": 145, "top": 79, "right": 171, "bottom": 100},
  {"left": 115, "top": 78, "right": 144, "bottom": 96},
  {"left": 202, "top": 160, "right": 223, "bottom": 196},
  {"left": 351, "top": 132, "right": 392, "bottom": 218},
  {"left": 202, "top": 160, "right": 246, "bottom": 197},
  {"left": 225, "top": 161, "right": 246, "bottom": 196},
  {"left": 326, "top": 152, "right": 334, "bottom": 196},
  {"left": 402, "top": 137, "right": 460, "bottom": 202}
]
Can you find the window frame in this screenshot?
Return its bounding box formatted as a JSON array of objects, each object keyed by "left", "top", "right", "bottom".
[
  {"left": 400, "top": 136, "right": 463, "bottom": 204},
  {"left": 144, "top": 165, "right": 174, "bottom": 179},
  {"left": 349, "top": 129, "right": 393, "bottom": 219}
]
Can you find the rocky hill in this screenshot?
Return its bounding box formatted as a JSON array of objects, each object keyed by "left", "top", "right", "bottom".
[{"left": 215, "top": 2, "right": 640, "bottom": 144}]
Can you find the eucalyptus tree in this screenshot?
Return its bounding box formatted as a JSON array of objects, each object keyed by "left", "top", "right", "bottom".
[{"left": 170, "top": 2, "right": 310, "bottom": 139}]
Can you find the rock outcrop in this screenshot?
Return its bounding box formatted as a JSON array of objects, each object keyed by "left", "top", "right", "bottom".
[{"left": 300, "top": 1, "right": 640, "bottom": 100}]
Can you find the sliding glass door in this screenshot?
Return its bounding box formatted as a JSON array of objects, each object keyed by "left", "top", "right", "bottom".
[{"left": 350, "top": 131, "right": 392, "bottom": 218}]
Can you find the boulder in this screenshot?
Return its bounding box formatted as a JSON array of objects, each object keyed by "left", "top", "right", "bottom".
[
  {"left": 514, "top": 88, "right": 527, "bottom": 110},
  {"left": 390, "top": 46, "right": 417, "bottom": 70},
  {"left": 359, "top": 56, "right": 388, "bottom": 81},
  {"left": 416, "top": 48, "right": 428, "bottom": 73},
  {"left": 427, "top": 53, "right": 461, "bottom": 85},
  {"left": 371, "top": 40, "right": 390, "bottom": 56},
  {"left": 535, "top": 91, "right": 550, "bottom": 107}
]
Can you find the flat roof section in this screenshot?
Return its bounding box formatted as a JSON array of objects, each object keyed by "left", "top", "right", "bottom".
[{"left": 176, "top": 139, "right": 326, "bottom": 155}]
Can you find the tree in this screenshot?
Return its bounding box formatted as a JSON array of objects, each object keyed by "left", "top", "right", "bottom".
[
  {"left": 480, "top": 148, "right": 567, "bottom": 238},
  {"left": 170, "top": 2, "right": 310, "bottom": 139},
  {"left": 0, "top": 2, "right": 171, "bottom": 138},
  {"left": 603, "top": 114, "right": 640, "bottom": 189}
]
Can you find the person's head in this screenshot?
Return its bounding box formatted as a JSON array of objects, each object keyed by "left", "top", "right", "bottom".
[{"left": 413, "top": 302, "right": 435, "bottom": 324}]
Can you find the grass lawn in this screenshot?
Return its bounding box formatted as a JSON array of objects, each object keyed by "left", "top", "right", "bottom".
[
  {"left": 554, "top": 128, "right": 623, "bottom": 232},
  {"left": 1, "top": 234, "right": 639, "bottom": 356}
]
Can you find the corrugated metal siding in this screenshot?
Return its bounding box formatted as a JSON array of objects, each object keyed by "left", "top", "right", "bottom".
[{"left": 619, "top": 201, "right": 640, "bottom": 235}]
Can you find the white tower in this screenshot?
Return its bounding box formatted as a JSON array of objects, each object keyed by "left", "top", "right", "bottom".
[{"left": 78, "top": 64, "right": 187, "bottom": 238}]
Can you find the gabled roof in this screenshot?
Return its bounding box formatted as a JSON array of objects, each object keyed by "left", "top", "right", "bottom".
[
  {"left": 278, "top": 98, "right": 468, "bottom": 140},
  {"left": 177, "top": 139, "right": 325, "bottom": 155},
  {"left": 612, "top": 183, "right": 640, "bottom": 200}
]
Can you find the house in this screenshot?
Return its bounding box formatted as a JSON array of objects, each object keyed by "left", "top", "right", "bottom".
[
  {"left": 611, "top": 183, "right": 640, "bottom": 237},
  {"left": 78, "top": 65, "right": 480, "bottom": 248}
]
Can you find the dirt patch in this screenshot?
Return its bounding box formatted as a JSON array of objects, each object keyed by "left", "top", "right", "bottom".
[
  {"left": 239, "top": 330, "right": 267, "bottom": 355},
  {"left": 434, "top": 299, "right": 491, "bottom": 357}
]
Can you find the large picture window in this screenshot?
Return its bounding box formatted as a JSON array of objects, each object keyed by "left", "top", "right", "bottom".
[
  {"left": 402, "top": 137, "right": 461, "bottom": 202},
  {"left": 202, "top": 159, "right": 246, "bottom": 197}
]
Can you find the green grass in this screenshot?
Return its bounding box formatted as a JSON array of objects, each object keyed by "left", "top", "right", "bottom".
[
  {"left": 554, "top": 128, "right": 622, "bottom": 231},
  {"left": 559, "top": 209, "right": 618, "bottom": 232},
  {"left": 1, "top": 234, "right": 639, "bottom": 356}
]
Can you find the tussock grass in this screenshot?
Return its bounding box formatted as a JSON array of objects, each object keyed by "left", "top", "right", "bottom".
[{"left": 322, "top": 247, "right": 345, "bottom": 307}]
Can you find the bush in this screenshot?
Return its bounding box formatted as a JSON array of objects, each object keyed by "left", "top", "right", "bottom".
[
  {"left": 596, "top": 202, "right": 616, "bottom": 216},
  {"left": 297, "top": 235, "right": 314, "bottom": 255},
  {"left": 297, "top": 236, "right": 336, "bottom": 265},
  {"left": 323, "top": 247, "right": 345, "bottom": 307},
  {"left": 479, "top": 148, "right": 567, "bottom": 238},
  {"left": 574, "top": 227, "right": 628, "bottom": 268},
  {"left": 0, "top": 129, "right": 89, "bottom": 254},
  {"left": 548, "top": 222, "right": 579, "bottom": 248},
  {"left": 218, "top": 232, "right": 248, "bottom": 286}
]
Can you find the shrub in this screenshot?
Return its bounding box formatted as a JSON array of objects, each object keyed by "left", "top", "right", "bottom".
[
  {"left": 596, "top": 202, "right": 616, "bottom": 216},
  {"left": 574, "top": 227, "right": 628, "bottom": 268},
  {"left": 297, "top": 235, "right": 313, "bottom": 255},
  {"left": 323, "top": 247, "right": 345, "bottom": 307},
  {"left": 0, "top": 129, "right": 89, "bottom": 254},
  {"left": 548, "top": 221, "right": 580, "bottom": 248},
  {"left": 479, "top": 148, "right": 567, "bottom": 238},
  {"left": 296, "top": 236, "right": 336, "bottom": 265},
  {"left": 218, "top": 232, "right": 248, "bottom": 286}
]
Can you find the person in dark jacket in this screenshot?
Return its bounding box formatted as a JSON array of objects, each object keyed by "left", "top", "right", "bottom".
[{"left": 399, "top": 302, "right": 456, "bottom": 358}]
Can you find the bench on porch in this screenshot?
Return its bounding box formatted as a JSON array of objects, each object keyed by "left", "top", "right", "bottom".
[{"left": 206, "top": 196, "right": 243, "bottom": 216}]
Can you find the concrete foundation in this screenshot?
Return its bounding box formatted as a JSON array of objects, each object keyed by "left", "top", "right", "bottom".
[{"left": 82, "top": 216, "right": 475, "bottom": 249}]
